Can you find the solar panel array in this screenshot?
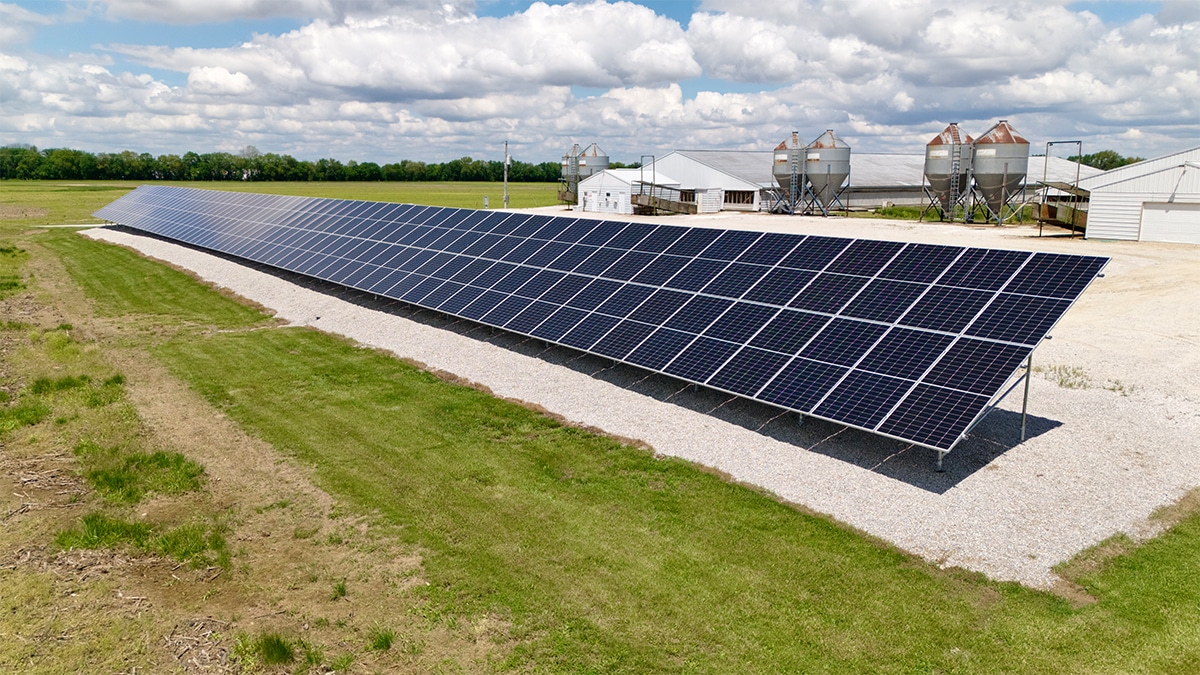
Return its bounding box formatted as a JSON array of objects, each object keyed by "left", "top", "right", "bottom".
[{"left": 95, "top": 185, "right": 1107, "bottom": 453}]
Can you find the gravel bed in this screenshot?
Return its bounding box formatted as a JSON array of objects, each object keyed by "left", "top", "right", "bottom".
[{"left": 83, "top": 213, "right": 1200, "bottom": 589}]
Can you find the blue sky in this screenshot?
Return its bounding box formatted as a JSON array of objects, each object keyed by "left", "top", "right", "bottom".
[{"left": 1, "top": 0, "right": 1197, "bottom": 163}]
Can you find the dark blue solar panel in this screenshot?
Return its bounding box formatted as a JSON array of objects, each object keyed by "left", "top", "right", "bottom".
[
  {"left": 560, "top": 313, "right": 621, "bottom": 350},
  {"left": 603, "top": 251, "right": 658, "bottom": 281},
  {"left": 596, "top": 285, "right": 655, "bottom": 317},
  {"left": 573, "top": 247, "right": 625, "bottom": 276},
  {"left": 883, "top": 242, "right": 964, "bottom": 282},
  {"left": 826, "top": 239, "right": 905, "bottom": 277},
  {"left": 707, "top": 347, "right": 793, "bottom": 397},
  {"left": 628, "top": 289, "right": 691, "bottom": 324},
  {"left": 627, "top": 328, "right": 696, "bottom": 370},
  {"left": 1004, "top": 252, "right": 1108, "bottom": 299},
  {"left": 800, "top": 319, "right": 889, "bottom": 367},
  {"left": 704, "top": 303, "right": 778, "bottom": 344},
  {"left": 750, "top": 310, "right": 830, "bottom": 355},
  {"left": 631, "top": 255, "right": 689, "bottom": 286},
  {"left": 858, "top": 328, "right": 955, "bottom": 380},
  {"left": 568, "top": 278, "right": 622, "bottom": 310},
  {"left": 96, "top": 186, "right": 1106, "bottom": 453},
  {"left": 924, "top": 338, "right": 1029, "bottom": 395},
  {"left": 966, "top": 294, "right": 1070, "bottom": 345},
  {"left": 665, "top": 338, "right": 741, "bottom": 382},
  {"left": 878, "top": 385, "right": 991, "bottom": 449},
  {"left": 788, "top": 273, "right": 869, "bottom": 314},
  {"left": 814, "top": 370, "right": 912, "bottom": 428},
  {"left": 737, "top": 232, "right": 801, "bottom": 266},
  {"left": 506, "top": 300, "right": 559, "bottom": 333},
  {"left": 759, "top": 358, "right": 849, "bottom": 411},
  {"left": 899, "top": 286, "right": 993, "bottom": 333},
  {"left": 531, "top": 306, "right": 589, "bottom": 341},
  {"left": 664, "top": 296, "right": 734, "bottom": 334},
  {"left": 779, "top": 236, "right": 849, "bottom": 271},
  {"left": 664, "top": 258, "right": 729, "bottom": 292},
  {"left": 841, "top": 279, "right": 927, "bottom": 323},
  {"left": 664, "top": 228, "right": 722, "bottom": 257},
  {"left": 700, "top": 230, "right": 761, "bottom": 261},
  {"left": 939, "top": 249, "right": 1029, "bottom": 290},
  {"left": 743, "top": 267, "right": 815, "bottom": 305},
  {"left": 702, "top": 263, "right": 769, "bottom": 299},
  {"left": 593, "top": 320, "right": 656, "bottom": 360}
]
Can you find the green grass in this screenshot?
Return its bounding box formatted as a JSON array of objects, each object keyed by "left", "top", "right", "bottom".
[
  {"left": 73, "top": 439, "right": 206, "bottom": 503},
  {"left": 367, "top": 623, "right": 395, "bottom": 651},
  {"left": 40, "top": 231, "right": 270, "bottom": 329},
  {"left": 55, "top": 512, "right": 229, "bottom": 568},
  {"left": 148, "top": 324, "right": 1200, "bottom": 673}
]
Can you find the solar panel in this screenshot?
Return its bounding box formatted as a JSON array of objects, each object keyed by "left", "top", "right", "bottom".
[{"left": 94, "top": 186, "right": 1108, "bottom": 456}]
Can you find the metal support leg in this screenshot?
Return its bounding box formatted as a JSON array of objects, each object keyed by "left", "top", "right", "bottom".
[
  {"left": 1020, "top": 354, "right": 1032, "bottom": 441},
  {"left": 936, "top": 450, "right": 946, "bottom": 472},
  {"left": 796, "top": 413, "right": 805, "bottom": 427}
]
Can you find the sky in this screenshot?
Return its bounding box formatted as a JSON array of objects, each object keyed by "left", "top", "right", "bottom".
[{"left": 0, "top": 0, "right": 1197, "bottom": 165}]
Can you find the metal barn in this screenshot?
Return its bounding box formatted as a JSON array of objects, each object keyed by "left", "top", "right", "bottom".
[{"left": 1081, "top": 148, "right": 1200, "bottom": 244}]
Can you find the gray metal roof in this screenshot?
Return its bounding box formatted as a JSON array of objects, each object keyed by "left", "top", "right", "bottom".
[{"left": 663, "top": 150, "right": 1099, "bottom": 190}]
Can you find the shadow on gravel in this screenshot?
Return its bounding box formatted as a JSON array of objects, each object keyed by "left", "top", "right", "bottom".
[{"left": 111, "top": 228, "right": 1063, "bottom": 495}]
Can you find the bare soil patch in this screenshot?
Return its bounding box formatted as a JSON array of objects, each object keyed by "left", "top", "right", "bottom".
[{"left": 0, "top": 205, "right": 50, "bottom": 220}]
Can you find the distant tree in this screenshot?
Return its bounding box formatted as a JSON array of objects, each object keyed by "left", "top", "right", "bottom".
[{"left": 1069, "top": 150, "right": 1144, "bottom": 171}]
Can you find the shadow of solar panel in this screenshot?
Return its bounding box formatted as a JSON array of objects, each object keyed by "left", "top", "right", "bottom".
[{"left": 95, "top": 186, "right": 1107, "bottom": 456}]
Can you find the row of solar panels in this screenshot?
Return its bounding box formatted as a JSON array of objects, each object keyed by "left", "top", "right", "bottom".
[{"left": 96, "top": 186, "right": 1108, "bottom": 453}]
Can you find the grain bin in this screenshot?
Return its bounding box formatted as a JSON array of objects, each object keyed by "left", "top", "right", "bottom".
[
  {"left": 972, "top": 120, "right": 1029, "bottom": 219},
  {"left": 924, "top": 123, "right": 974, "bottom": 214},
  {"left": 805, "top": 130, "right": 850, "bottom": 210},
  {"left": 560, "top": 143, "right": 609, "bottom": 204}
]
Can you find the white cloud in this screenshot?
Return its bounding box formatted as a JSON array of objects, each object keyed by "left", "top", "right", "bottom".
[
  {"left": 1, "top": 0, "right": 1197, "bottom": 163},
  {"left": 187, "top": 65, "right": 255, "bottom": 95},
  {"left": 0, "top": 2, "right": 56, "bottom": 44},
  {"left": 92, "top": 0, "right": 472, "bottom": 23}
]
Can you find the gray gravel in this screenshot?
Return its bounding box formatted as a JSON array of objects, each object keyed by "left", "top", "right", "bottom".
[{"left": 83, "top": 212, "right": 1200, "bottom": 589}]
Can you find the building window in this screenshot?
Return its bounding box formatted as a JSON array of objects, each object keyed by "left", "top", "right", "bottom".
[
  {"left": 680, "top": 190, "right": 696, "bottom": 203},
  {"left": 724, "top": 190, "right": 755, "bottom": 205}
]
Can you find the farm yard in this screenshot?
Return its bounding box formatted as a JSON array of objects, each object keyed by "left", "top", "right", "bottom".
[{"left": 3, "top": 181, "right": 1200, "bottom": 672}]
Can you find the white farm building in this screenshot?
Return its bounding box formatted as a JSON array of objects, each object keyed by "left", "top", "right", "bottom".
[
  {"left": 577, "top": 169, "right": 679, "bottom": 216},
  {"left": 1080, "top": 147, "right": 1200, "bottom": 244}
]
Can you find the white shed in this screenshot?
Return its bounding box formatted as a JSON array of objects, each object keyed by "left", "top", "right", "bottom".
[
  {"left": 647, "top": 151, "right": 769, "bottom": 211},
  {"left": 577, "top": 169, "right": 680, "bottom": 215},
  {"left": 1081, "top": 147, "right": 1200, "bottom": 243}
]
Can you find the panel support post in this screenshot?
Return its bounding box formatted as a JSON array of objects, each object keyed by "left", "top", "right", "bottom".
[
  {"left": 936, "top": 450, "right": 946, "bottom": 472},
  {"left": 1020, "top": 353, "right": 1033, "bottom": 441}
]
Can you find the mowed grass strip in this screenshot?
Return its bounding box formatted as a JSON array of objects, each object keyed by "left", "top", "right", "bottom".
[
  {"left": 153, "top": 325, "right": 1190, "bottom": 673},
  {"left": 40, "top": 231, "right": 269, "bottom": 329}
]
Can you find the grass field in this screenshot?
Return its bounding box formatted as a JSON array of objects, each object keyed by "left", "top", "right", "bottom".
[
  {"left": 0, "top": 180, "right": 562, "bottom": 227},
  {"left": 2, "top": 182, "right": 1200, "bottom": 671}
]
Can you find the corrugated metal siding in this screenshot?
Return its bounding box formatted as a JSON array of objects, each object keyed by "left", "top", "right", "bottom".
[
  {"left": 649, "top": 153, "right": 762, "bottom": 192},
  {"left": 1087, "top": 192, "right": 1144, "bottom": 240}
]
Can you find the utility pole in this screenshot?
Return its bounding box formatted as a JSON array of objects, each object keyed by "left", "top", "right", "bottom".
[{"left": 503, "top": 140, "right": 510, "bottom": 209}]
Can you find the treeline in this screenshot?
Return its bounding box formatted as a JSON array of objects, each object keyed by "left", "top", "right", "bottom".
[
  {"left": 0, "top": 145, "right": 565, "bottom": 182},
  {"left": 1068, "top": 150, "right": 1144, "bottom": 171}
]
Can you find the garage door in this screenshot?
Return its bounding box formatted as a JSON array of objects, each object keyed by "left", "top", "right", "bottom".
[{"left": 1140, "top": 202, "right": 1200, "bottom": 244}]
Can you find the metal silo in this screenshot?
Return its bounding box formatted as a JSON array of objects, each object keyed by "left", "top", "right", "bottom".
[
  {"left": 559, "top": 143, "right": 609, "bottom": 204},
  {"left": 772, "top": 132, "right": 804, "bottom": 213},
  {"left": 923, "top": 123, "right": 974, "bottom": 219},
  {"left": 972, "top": 120, "right": 1029, "bottom": 222},
  {"left": 805, "top": 129, "right": 850, "bottom": 213}
]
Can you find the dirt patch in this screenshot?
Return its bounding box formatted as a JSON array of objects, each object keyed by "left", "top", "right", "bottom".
[{"left": 0, "top": 205, "right": 50, "bottom": 220}]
